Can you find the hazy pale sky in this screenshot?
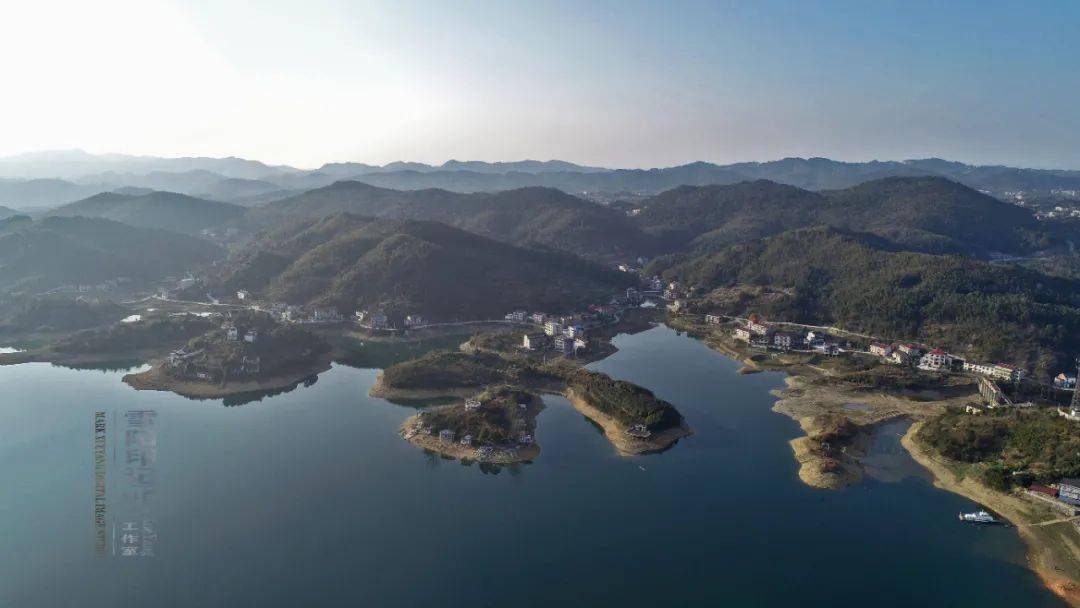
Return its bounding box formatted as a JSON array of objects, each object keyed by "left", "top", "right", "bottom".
[{"left": 2, "top": 0, "right": 1078, "bottom": 169}]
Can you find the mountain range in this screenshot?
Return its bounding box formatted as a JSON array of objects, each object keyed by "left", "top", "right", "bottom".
[
  {"left": 47, "top": 191, "right": 245, "bottom": 235},
  {"left": 2, "top": 150, "right": 1079, "bottom": 210},
  {"left": 632, "top": 177, "right": 1049, "bottom": 256}
]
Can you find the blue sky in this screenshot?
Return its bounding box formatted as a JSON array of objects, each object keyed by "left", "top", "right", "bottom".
[{"left": 1, "top": 0, "right": 1077, "bottom": 168}]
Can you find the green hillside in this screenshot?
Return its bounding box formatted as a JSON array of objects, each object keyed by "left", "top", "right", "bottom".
[
  {"left": 634, "top": 177, "right": 1050, "bottom": 256},
  {"left": 0, "top": 215, "right": 223, "bottom": 293},
  {"left": 650, "top": 226, "right": 1080, "bottom": 376},
  {"left": 248, "top": 183, "right": 654, "bottom": 261},
  {"left": 215, "top": 213, "right": 633, "bottom": 320},
  {"left": 49, "top": 190, "right": 245, "bottom": 234}
]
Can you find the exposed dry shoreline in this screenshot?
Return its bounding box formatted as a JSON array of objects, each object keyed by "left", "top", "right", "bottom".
[
  {"left": 903, "top": 423, "right": 1080, "bottom": 607},
  {"left": 672, "top": 316, "right": 1080, "bottom": 604},
  {"left": 122, "top": 355, "right": 332, "bottom": 398}
]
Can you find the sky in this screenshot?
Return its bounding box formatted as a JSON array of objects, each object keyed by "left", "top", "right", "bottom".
[{"left": 1, "top": 0, "right": 1078, "bottom": 169}]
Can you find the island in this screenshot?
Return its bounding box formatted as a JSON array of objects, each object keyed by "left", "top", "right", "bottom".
[
  {"left": 123, "top": 310, "right": 332, "bottom": 398},
  {"left": 373, "top": 349, "right": 691, "bottom": 458},
  {"left": 401, "top": 386, "right": 543, "bottom": 463}
]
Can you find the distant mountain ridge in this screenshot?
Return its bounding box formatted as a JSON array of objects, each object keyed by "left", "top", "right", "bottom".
[
  {"left": 632, "top": 176, "right": 1050, "bottom": 256},
  {"left": 2, "top": 151, "right": 1079, "bottom": 211},
  {"left": 48, "top": 191, "right": 245, "bottom": 235},
  {"left": 248, "top": 182, "right": 655, "bottom": 261}
]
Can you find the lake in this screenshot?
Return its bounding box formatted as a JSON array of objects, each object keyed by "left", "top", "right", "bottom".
[{"left": 0, "top": 325, "right": 1064, "bottom": 606}]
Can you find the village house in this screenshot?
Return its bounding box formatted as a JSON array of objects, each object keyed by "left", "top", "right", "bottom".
[
  {"left": 812, "top": 342, "right": 840, "bottom": 356},
  {"left": 564, "top": 324, "right": 586, "bottom": 338},
  {"left": 666, "top": 299, "right": 685, "bottom": 313},
  {"left": 404, "top": 314, "right": 425, "bottom": 328},
  {"left": 554, "top": 335, "right": 575, "bottom": 355},
  {"left": 897, "top": 343, "right": 923, "bottom": 357},
  {"left": 978, "top": 376, "right": 1011, "bottom": 408},
  {"left": 464, "top": 398, "right": 482, "bottom": 411},
  {"left": 964, "top": 361, "right": 1025, "bottom": 383},
  {"left": 705, "top": 314, "right": 722, "bottom": 325},
  {"left": 505, "top": 310, "right": 527, "bottom": 322},
  {"left": 1053, "top": 373, "right": 1077, "bottom": 389},
  {"left": 438, "top": 429, "right": 456, "bottom": 444},
  {"left": 168, "top": 347, "right": 203, "bottom": 366},
  {"left": 733, "top": 327, "right": 752, "bottom": 343},
  {"left": 746, "top": 314, "right": 770, "bottom": 336},
  {"left": 544, "top": 320, "right": 563, "bottom": 336},
  {"left": 868, "top": 342, "right": 892, "bottom": 357},
  {"left": 243, "top": 329, "right": 258, "bottom": 343},
  {"left": 1059, "top": 480, "right": 1080, "bottom": 506},
  {"left": 574, "top": 337, "right": 587, "bottom": 352},
  {"left": 522, "top": 332, "right": 548, "bottom": 351},
  {"left": 236, "top": 289, "right": 250, "bottom": 300},
  {"left": 530, "top": 312, "right": 547, "bottom": 325},
  {"left": 459, "top": 434, "right": 473, "bottom": 447},
  {"left": 888, "top": 350, "right": 912, "bottom": 366},
  {"left": 918, "top": 348, "right": 952, "bottom": 371},
  {"left": 964, "top": 404, "right": 986, "bottom": 415},
  {"left": 224, "top": 323, "right": 239, "bottom": 341},
  {"left": 772, "top": 332, "right": 798, "bottom": 351}
]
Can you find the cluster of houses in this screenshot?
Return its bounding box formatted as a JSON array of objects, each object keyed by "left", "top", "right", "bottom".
[
  {"left": 164, "top": 318, "right": 266, "bottom": 381},
  {"left": 1026, "top": 480, "right": 1080, "bottom": 513},
  {"left": 727, "top": 314, "right": 844, "bottom": 356},
  {"left": 515, "top": 310, "right": 610, "bottom": 357},
  {"left": 403, "top": 397, "right": 535, "bottom": 460},
  {"left": 865, "top": 341, "right": 1028, "bottom": 384},
  {"left": 724, "top": 314, "right": 1042, "bottom": 408}
]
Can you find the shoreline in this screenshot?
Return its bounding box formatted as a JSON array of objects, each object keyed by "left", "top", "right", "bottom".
[
  {"left": 564, "top": 388, "right": 691, "bottom": 456},
  {"left": 669, "top": 315, "right": 1080, "bottom": 603},
  {"left": 122, "top": 355, "right": 333, "bottom": 398},
  {"left": 902, "top": 422, "right": 1080, "bottom": 607},
  {"left": 399, "top": 412, "right": 542, "bottom": 464}
]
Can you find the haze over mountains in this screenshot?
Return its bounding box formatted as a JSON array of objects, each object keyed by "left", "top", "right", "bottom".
[{"left": 2, "top": 150, "right": 1079, "bottom": 210}]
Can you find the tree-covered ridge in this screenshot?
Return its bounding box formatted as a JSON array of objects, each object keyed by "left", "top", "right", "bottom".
[
  {"left": 633, "top": 176, "right": 1050, "bottom": 256},
  {"left": 650, "top": 226, "right": 1080, "bottom": 375},
  {"left": 918, "top": 408, "right": 1080, "bottom": 489},
  {"left": 215, "top": 213, "right": 633, "bottom": 321},
  {"left": 248, "top": 183, "right": 655, "bottom": 261},
  {"left": 48, "top": 190, "right": 245, "bottom": 235},
  {"left": 0, "top": 216, "right": 223, "bottom": 294}
]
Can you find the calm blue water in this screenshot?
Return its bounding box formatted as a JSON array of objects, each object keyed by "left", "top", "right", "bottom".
[{"left": 0, "top": 325, "right": 1064, "bottom": 607}]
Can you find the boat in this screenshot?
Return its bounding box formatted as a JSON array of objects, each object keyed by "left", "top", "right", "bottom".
[{"left": 958, "top": 510, "right": 998, "bottom": 524}]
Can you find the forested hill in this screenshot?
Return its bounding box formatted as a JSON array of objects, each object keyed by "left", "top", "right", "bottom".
[
  {"left": 0, "top": 216, "right": 223, "bottom": 294},
  {"left": 649, "top": 226, "right": 1080, "bottom": 376},
  {"left": 633, "top": 176, "right": 1050, "bottom": 256},
  {"left": 212, "top": 213, "right": 634, "bottom": 321},
  {"left": 48, "top": 191, "right": 245, "bottom": 235},
  {"left": 245, "top": 182, "right": 655, "bottom": 261}
]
